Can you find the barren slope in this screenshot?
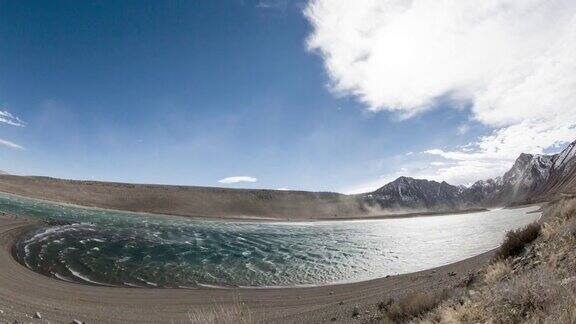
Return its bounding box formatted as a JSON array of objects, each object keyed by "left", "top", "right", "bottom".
[{"left": 0, "top": 175, "right": 367, "bottom": 220}]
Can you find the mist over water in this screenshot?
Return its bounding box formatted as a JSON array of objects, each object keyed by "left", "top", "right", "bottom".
[{"left": 1, "top": 194, "right": 540, "bottom": 288}]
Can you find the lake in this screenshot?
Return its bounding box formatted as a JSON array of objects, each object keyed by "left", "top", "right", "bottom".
[{"left": 0, "top": 193, "right": 540, "bottom": 288}]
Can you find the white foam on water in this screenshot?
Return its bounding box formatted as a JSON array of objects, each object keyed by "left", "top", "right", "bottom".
[
  {"left": 135, "top": 276, "right": 158, "bottom": 287},
  {"left": 66, "top": 266, "right": 113, "bottom": 287},
  {"left": 53, "top": 272, "right": 75, "bottom": 283}
]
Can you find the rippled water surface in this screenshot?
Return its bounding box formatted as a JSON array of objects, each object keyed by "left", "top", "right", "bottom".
[{"left": 0, "top": 194, "right": 540, "bottom": 288}]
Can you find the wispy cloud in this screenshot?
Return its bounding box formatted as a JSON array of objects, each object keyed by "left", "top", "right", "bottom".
[
  {"left": 0, "top": 110, "right": 26, "bottom": 150},
  {"left": 0, "top": 138, "right": 24, "bottom": 150},
  {"left": 0, "top": 110, "right": 26, "bottom": 127},
  {"left": 305, "top": 0, "right": 576, "bottom": 184},
  {"left": 457, "top": 124, "right": 470, "bottom": 135},
  {"left": 256, "top": 0, "right": 288, "bottom": 10},
  {"left": 218, "top": 176, "right": 258, "bottom": 184}
]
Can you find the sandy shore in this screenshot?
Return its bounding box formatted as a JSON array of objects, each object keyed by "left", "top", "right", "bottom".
[{"left": 0, "top": 215, "right": 493, "bottom": 323}]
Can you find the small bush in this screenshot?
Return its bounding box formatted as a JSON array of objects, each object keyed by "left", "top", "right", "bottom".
[
  {"left": 494, "top": 222, "right": 541, "bottom": 260},
  {"left": 385, "top": 290, "right": 448, "bottom": 322}
]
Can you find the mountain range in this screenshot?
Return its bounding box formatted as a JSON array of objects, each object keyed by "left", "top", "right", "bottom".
[
  {"left": 0, "top": 140, "right": 574, "bottom": 219},
  {"left": 359, "top": 139, "right": 576, "bottom": 211}
]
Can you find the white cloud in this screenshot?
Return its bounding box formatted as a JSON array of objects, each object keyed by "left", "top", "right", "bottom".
[
  {"left": 0, "top": 110, "right": 25, "bottom": 127},
  {"left": 218, "top": 176, "right": 258, "bottom": 184},
  {"left": 457, "top": 124, "right": 470, "bottom": 135},
  {"left": 276, "top": 187, "right": 291, "bottom": 191},
  {"left": 344, "top": 167, "right": 423, "bottom": 194},
  {"left": 305, "top": 0, "right": 576, "bottom": 183},
  {"left": 0, "top": 138, "right": 24, "bottom": 150}
]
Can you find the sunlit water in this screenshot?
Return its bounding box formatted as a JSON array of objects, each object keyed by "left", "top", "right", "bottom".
[{"left": 0, "top": 193, "right": 540, "bottom": 288}]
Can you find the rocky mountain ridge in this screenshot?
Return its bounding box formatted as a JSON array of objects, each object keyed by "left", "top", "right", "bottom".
[{"left": 360, "top": 139, "right": 576, "bottom": 210}]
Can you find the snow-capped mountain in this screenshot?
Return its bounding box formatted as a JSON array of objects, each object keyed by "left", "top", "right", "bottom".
[
  {"left": 360, "top": 139, "right": 576, "bottom": 210},
  {"left": 536, "top": 141, "right": 576, "bottom": 200},
  {"left": 483, "top": 153, "right": 555, "bottom": 204}
]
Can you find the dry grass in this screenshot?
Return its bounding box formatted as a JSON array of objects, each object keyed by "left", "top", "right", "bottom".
[
  {"left": 433, "top": 301, "right": 485, "bottom": 324},
  {"left": 187, "top": 297, "right": 254, "bottom": 324},
  {"left": 427, "top": 268, "right": 576, "bottom": 324},
  {"left": 381, "top": 290, "right": 449, "bottom": 322},
  {"left": 417, "top": 198, "right": 576, "bottom": 324},
  {"left": 483, "top": 259, "right": 511, "bottom": 285},
  {"left": 488, "top": 269, "right": 565, "bottom": 322},
  {"left": 494, "top": 222, "right": 541, "bottom": 260},
  {"left": 541, "top": 221, "right": 558, "bottom": 241}
]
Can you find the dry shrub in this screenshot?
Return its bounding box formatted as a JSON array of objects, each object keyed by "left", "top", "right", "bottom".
[
  {"left": 385, "top": 290, "right": 448, "bottom": 322},
  {"left": 558, "top": 292, "right": 576, "bottom": 324},
  {"left": 541, "top": 222, "right": 558, "bottom": 241},
  {"left": 494, "top": 222, "right": 541, "bottom": 260},
  {"left": 431, "top": 268, "right": 569, "bottom": 324},
  {"left": 484, "top": 260, "right": 511, "bottom": 285},
  {"left": 187, "top": 298, "right": 253, "bottom": 324},
  {"left": 486, "top": 268, "right": 565, "bottom": 322},
  {"left": 547, "top": 197, "right": 576, "bottom": 223}
]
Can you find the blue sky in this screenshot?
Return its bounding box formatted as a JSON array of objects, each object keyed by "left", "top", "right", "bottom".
[{"left": 0, "top": 1, "right": 574, "bottom": 193}]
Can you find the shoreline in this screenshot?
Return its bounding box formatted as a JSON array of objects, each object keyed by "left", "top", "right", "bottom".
[
  {"left": 0, "top": 214, "right": 520, "bottom": 323},
  {"left": 9, "top": 205, "right": 542, "bottom": 292},
  {"left": 0, "top": 189, "right": 491, "bottom": 223}
]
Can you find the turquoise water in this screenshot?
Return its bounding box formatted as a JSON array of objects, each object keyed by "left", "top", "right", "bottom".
[{"left": 1, "top": 193, "right": 540, "bottom": 288}]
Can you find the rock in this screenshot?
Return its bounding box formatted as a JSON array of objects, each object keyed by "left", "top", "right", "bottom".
[
  {"left": 329, "top": 291, "right": 333, "bottom": 295},
  {"left": 458, "top": 273, "right": 476, "bottom": 287},
  {"left": 330, "top": 317, "right": 337, "bottom": 322},
  {"left": 34, "top": 312, "right": 42, "bottom": 319},
  {"left": 385, "top": 275, "right": 391, "bottom": 278},
  {"left": 448, "top": 271, "right": 457, "bottom": 277},
  {"left": 70, "top": 320, "right": 83, "bottom": 324},
  {"left": 378, "top": 299, "right": 394, "bottom": 312},
  {"left": 352, "top": 306, "right": 360, "bottom": 317},
  {"left": 561, "top": 276, "right": 576, "bottom": 285},
  {"left": 338, "top": 301, "right": 344, "bottom": 305}
]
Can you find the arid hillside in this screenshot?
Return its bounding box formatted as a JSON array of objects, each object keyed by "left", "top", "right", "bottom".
[{"left": 0, "top": 175, "right": 367, "bottom": 220}]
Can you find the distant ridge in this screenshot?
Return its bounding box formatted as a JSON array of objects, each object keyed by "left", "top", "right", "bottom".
[{"left": 0, "top": 174, "right": 366, "bottom": 220}]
